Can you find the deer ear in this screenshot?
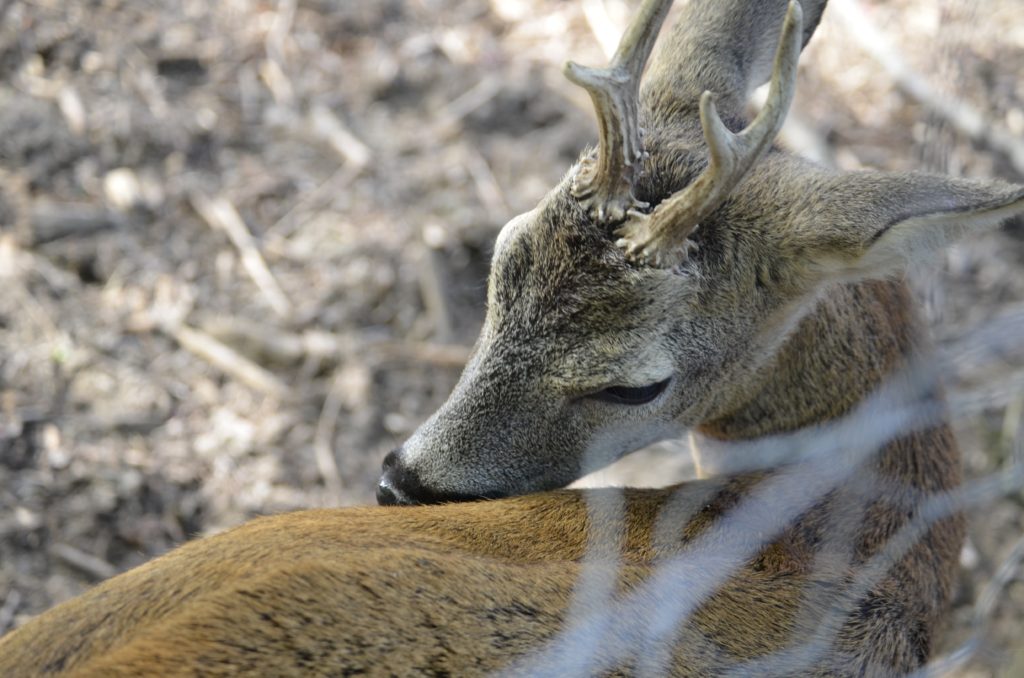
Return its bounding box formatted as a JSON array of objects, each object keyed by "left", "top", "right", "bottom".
[{"left": 807, "top": 173, "right": 1024, "bottom": 281}]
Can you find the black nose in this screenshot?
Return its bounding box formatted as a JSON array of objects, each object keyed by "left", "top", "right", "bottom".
[
  {"left": 377, "top": 448, "right": 487, "bottom": 506},
  {"left": 377, "top": 449, "right": 414, "bottom": 506},
  {"left": 375, "top": 475, "right": 402, "bottom": 505}
]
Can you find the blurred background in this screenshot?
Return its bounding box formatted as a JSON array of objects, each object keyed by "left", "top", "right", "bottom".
[{"left": 0, "top": 0, "right": 1022, "bottom": 673}]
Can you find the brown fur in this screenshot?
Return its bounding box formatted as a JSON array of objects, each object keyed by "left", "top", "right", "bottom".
[
  {"left": 3, "top": 0, "right": 1024, "bottom": 675},
  {"left": 0, "top": 442, "right": 961, "bottom": 677}
]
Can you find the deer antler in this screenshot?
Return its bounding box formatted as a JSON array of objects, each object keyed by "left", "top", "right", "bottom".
[
  {"left": 615, "top": 0, "right": 805, "bottom": 268},
  {"left": 563, "top": 0, "right": 673, "bottom": 224}
]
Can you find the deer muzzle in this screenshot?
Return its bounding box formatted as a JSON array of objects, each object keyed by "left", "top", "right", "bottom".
[{"left": 377, "top": 448, "right": 507, "bottom": 506}]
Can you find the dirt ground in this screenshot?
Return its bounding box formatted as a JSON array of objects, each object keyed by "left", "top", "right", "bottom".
[{"left": 0, "top": 0, "right": 1022, "bottom": 674}]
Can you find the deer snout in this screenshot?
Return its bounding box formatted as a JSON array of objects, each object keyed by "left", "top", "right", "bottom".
[
  {"left": 377, "top": 448, "right": 501, "bottom": 506},
  {"left": 376, "top": 448, "right": 454, "bottom": 506}
]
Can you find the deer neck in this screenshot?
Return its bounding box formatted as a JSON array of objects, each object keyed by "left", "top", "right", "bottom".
[{"left": 693, "top": 279, "right": 960, "bottom": 490}]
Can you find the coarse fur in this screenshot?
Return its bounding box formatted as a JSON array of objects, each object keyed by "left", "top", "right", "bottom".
[{"left": 3, "top": 0, "right": 1024, "bottom": 675}]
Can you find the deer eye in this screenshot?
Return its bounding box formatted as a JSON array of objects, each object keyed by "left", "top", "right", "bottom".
[{"left": 588, "top": 378, "right": 670, "bottom": 405}]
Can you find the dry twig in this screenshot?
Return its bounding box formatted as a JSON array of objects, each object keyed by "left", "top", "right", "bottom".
[
  {"left": 261, "top": 0, "right": 297, "bottom": 107},
  {"left": 50, "top": 543, "right": 118, "bottom": 582},
  {"left": 200, "top": 316, "right": 472, "bottom": 368},
  {"left": 29, "top": 204, "right": 122, "bottom": 246},
  {"left": 309, "top": 104, "right": 372, "bottom": 169},
  {"left": 169, "top": 323, "right": 292, "bottom": 401},
  {"left": 314, "top": 371, "right": 348, "bottom": 504},
  {"left": 265, "top": 164, "right": 361, "bottom": 241},
  {"left": 435, "top": 76, "right": 503, "bottom": 139},
  {"left": 189, "top": 191, "right": 293, "bottom": 319},
  {"left": 463, "top": 145, "right": 509, "bottom": 220}
]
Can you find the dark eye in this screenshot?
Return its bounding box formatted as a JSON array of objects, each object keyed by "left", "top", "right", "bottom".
[{"left": 588, "top": 378, "right": 670, "bottom": 405}]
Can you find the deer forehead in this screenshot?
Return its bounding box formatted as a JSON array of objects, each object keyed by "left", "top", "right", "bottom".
[
  {"left": 489, "top": 195, "right": 602, "bottom": 306},
  {"left": 483, "top": 156, "right": 819, "bottom": 353},
  {"left": 490, "top": 222, "right": 669, "bottom": 322}
]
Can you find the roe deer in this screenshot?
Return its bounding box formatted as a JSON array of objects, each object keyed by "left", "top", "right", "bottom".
[{"left": 3, "top": 0, "right": 1024, "bottom": 675}]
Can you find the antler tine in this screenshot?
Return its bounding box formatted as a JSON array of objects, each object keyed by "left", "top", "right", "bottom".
[
  {"left": 616, "top": 0, "right": 805, "bottom": 268},
  {"left": 564, "top": 0, "right": 674, "bottom": 224}
]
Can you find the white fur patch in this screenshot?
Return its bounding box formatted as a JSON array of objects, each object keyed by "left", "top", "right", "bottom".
[
  {"left": 492, "top": 208, "right": 537, "bottom": 263},
  {"left": 580, "top": 420, "right": 684, "bottom": 475},
  {"left": 688, "top": 430, "right": 748, "bottom": 477}
]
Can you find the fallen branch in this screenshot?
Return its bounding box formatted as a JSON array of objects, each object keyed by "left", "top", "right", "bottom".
[
  {"left": 50, "top": 543, "right": 118, "bottom": 582},
  {"left": 261, "top": 0, "right": 297, "bottom": 107},
  {"left": 313, "top": 371, "right": 347, "bottom": 504},
  {"left": 170, "top": 322, "right": 292, "bottom": 400},
  {"left": 190, "top": 191, "right": 293, "bottom": 319},
  {"left": 265, "top": 164, "right": 361, "bottom": 241},
  {"left": 200, "top": 316, "right": 472, "bottom": 368},
  {"left": 309, "top": 104, "right": 372, "bottom": 169},
  {"left": 463, "top": 144, "right": 509, "bottom": 220},
  {"left": 433, "top": 76, "right": 503, "bottom": 141},
  {"left": 29, "top": 204, "right": 123, "bottom": 246}
]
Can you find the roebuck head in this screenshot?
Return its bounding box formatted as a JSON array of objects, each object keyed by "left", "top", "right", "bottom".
[{"left": 378, "top": 0, "right": 1024, "bottom": 505}]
